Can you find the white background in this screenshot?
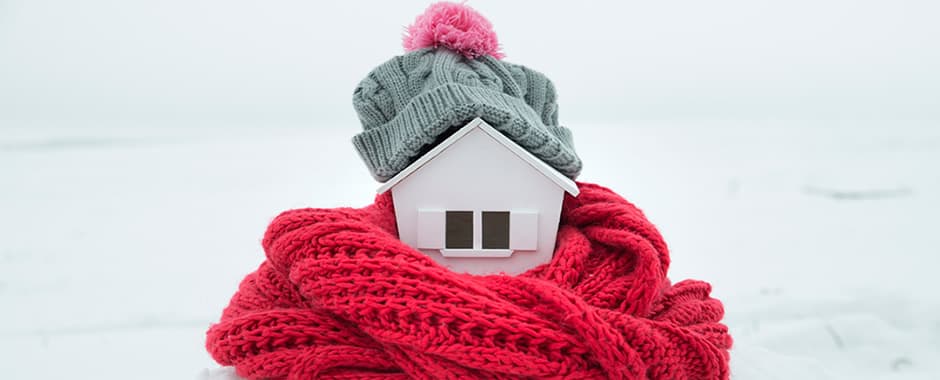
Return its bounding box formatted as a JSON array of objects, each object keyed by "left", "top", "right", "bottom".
[{"left": 3, "top": 0, "right": 939, "bottom": 126}]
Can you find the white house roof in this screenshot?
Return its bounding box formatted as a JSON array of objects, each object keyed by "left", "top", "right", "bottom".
[{"left": 377, "top": 118, "right": 580, "bottom": 196}]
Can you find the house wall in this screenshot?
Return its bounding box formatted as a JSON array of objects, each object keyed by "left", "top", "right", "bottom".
[{"left": 391, "top": 127, "right": 565, "bottom": 275}]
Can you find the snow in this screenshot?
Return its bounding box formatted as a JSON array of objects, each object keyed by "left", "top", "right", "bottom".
[{"left": 1, "top": 120, "right": 938, "bottom": 379}]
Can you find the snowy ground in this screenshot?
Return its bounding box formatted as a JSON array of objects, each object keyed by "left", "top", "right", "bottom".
[{"left": 1, "top": 121, "right": 938, "bottom": 379}]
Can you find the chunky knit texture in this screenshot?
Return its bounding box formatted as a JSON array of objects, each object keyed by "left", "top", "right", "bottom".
[
  {"left": 352, "top": 5, "right": 582, "bottom": 182},
  {"left": 352, "top": 48, "right": 581, "bottom": 182},
  {"left": 206, "top": 182, "right": 731, "bottom": 379}
]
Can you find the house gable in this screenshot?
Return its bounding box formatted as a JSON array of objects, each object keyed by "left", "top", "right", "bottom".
[{"left": 376, "top": 118, "right": 579, "bottom": 196}]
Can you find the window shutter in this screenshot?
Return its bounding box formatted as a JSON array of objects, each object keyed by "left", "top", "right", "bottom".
[
  {"left": 509, "top": 210, "right": 538, "bottom": 250},
  {"left": 416, "top": 209, "right": 445, "bottom": 249}
]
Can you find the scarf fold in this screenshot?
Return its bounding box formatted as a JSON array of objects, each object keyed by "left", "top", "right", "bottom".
[{"left": 206, "top": 182, "right": 732, "bottom": 379}]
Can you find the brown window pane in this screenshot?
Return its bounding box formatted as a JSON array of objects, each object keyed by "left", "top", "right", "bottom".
[
  {"left": 445, "top": 211, "right": 473, "bottom": 249},
  {"left": 482, "top": 211, "right": 510, "bottom": 249}
]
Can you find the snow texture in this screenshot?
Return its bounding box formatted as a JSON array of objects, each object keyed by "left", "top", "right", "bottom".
[{"left": 1, "top": 121, "right": 938, "bottom": 379}]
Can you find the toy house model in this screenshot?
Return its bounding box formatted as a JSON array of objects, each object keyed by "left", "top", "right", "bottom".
[{"left": 378, "top": 118, "right": 580, "bottom": 275}]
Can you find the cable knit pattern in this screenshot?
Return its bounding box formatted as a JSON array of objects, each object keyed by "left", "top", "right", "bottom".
[
  {"left": 351, "top": 48, "right": 582, "bottom": 182},
  {"left": 206, "top": 182, "right": 732, "bottom": 379}
]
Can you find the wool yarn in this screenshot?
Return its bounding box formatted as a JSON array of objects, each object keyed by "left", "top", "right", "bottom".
[
  {"left": 402, "top": 1, "right": 503, "bottom": 59},
  {"left": 352, "top": 2, "right": 582, "bottom": 183},
  {"left": 206, "top": 182, "right": 732, "bottom": 379}
]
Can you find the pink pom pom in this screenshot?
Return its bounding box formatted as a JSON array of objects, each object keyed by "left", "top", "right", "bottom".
[{"left": 403, "top": 2, "right": 504, "bottom": 60}]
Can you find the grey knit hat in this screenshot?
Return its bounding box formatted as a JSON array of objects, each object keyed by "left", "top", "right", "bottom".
[{"left": 351, "top": 3, "right": 581, "bottom": 182}]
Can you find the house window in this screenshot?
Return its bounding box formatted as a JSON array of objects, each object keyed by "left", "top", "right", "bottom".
[
  {"left": 482, "top": 211, "right": 510, "bottom": 249},
  {"left": 445, "top": 211, "right": 473, "bottom": 249}
]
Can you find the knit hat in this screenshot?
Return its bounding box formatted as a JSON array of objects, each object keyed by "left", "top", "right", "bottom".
[{"left": 352, "top": 2, "right": 582, "bottom": 182}]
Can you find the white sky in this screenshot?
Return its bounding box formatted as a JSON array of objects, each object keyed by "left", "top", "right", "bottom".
[{"left": 1, "top": 0, "right": 938, "bottom": 128}]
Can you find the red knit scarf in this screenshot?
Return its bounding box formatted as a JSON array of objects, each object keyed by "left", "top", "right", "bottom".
[{"left": 206, "top": 182, "right": 732, "bottom": 379}]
